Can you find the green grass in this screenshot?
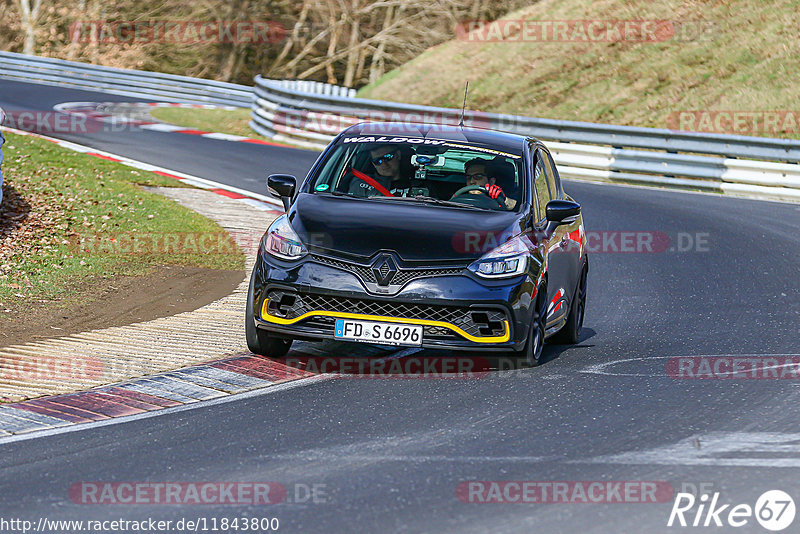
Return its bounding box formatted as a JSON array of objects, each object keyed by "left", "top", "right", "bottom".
[
  {"left": 0, "top": 132, "right": 245, "bottom": 306},
  {"left": 357, "top": 0, "right": 800, "bottom": 139},
  {"left": 149, "top": 107, "right": 272, "bottom": 141},
  {"left": 149, "top": 107, "right": 317, "bottom": 149}
]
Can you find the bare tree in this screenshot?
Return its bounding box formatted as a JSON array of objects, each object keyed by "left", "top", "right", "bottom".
[
  {"left": 368, "top": 3, "right": 395, "bottom": 84},
  {"left": 17, "top": 0, "right": 43, "bottom": 55},
  {"left": 270, "top": 0, "right": 313, "bottom": 75},
  {"left": 265, "top": 0, "right": 532, "bottom": 87},
  {"left": 342, "top": 0, "right": 361, "bottom": 87}
]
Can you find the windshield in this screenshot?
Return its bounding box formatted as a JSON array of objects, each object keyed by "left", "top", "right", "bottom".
[{"left": 308, "top": 137, "right": 524, "bottom": 211}]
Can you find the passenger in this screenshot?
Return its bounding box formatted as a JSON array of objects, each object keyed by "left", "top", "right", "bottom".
[
  {"left": 348, "top": 144, "right": 417, "bottom": 197},
  {"left": 461, "top": 158, "right": 517, "bottom": 209}
]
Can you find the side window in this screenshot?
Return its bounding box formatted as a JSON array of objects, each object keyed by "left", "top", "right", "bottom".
[
  {"left": 312, "top": 146, "right": 351, "bottom": 193},
  {"left": 540, "top": 150, "right": 561, "bottom": 200},
  {"left": 533, "top": 154, "right": 550, "bottom": 222}
]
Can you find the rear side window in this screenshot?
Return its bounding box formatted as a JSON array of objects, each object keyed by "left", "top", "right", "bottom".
[
  {"left": 540, "top": 150, "right": 561, "bottom": 200},
  {"left": 533, "top": 156, "right": 550, "bottom": 222}
]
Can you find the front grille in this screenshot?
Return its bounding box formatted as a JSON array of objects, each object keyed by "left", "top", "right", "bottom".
[
  {"left": 312, "top": 255, "right": 375, "bottom": 282},
  {"left": 391, "top": 267, "right": 463, "bottom": 286},
  {"left": 267, "top": 290, "right": 507, "bottom": 338},
  {"left": 310, "top": 254, "right": 464, "bottom": 287},
  {"left": 304, "top": 316, "right": 336, "bottom": 327},
  {"left": 423, "top": 325, "right": 459, "bottom": 339}
]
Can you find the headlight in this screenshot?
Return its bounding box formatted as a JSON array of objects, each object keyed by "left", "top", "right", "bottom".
[
  {"left": 261, "top": 215, "right": 308, "bottom": 260},
  {"left": 468, "top": 234, "right": 532, "bottom": 278}
]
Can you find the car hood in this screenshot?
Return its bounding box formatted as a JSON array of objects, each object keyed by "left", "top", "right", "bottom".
[{"left": 288, "top": 193, "right": 525, "bottom": 262}]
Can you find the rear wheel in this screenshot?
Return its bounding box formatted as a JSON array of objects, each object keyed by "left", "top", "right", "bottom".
[
  {"left": 523, "top": 285, "right": 548, "bottom": 366},
  {"left": 551, "top": 262, "right": 587, "bottom": 345},
  {"left": 245, "top": 267, "right": 293, "bottom": 358}
]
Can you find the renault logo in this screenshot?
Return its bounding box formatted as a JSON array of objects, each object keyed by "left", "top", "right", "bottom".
[{"left": 372, "top": 254, "right": 398, "bottom": 286}]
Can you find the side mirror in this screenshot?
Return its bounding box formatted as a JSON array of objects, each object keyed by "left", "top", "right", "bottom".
[
  {"left": 267, "top": 174, "right": 297, "bottom": 211},
  {"left": 546, "top": 199, "right": 581, "bottom": 224}
]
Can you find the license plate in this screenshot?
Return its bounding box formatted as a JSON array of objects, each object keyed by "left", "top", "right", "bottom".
[{"left": 334, "top": 319, "right": 423, "bottom": 347}]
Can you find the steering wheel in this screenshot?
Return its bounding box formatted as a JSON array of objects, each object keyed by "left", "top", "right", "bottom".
[
  {"left": 450, "top": 185, "right": 504, "bottom": 208},
  {"left": 343, "top": 167, "right": 393, "bottom": 197}
]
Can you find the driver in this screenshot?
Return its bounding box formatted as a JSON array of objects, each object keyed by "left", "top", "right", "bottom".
[
  {"left": 459, "top": 158, "right": 516, "bottom": 210},
  {"left": 348, "top": 144, "right": 416, "bottom": 197}
]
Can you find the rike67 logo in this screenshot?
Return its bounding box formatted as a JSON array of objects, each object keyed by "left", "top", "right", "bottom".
[{"left": 667, "top": 490, "right": 795, "bottom": 531}]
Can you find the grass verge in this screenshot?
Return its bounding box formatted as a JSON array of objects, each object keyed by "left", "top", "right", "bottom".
[
  {"left": 149, "top": 107, "right": 272, "bottom": 140},
  {"left": 0, "top": 131, "right": 245, "bottom": 309},
  {"left": 148, "top": 108, "right": 315, "bottom": 149}
]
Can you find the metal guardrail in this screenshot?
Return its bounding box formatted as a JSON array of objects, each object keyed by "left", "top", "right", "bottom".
[
  {"left": 0, "top": 53, "right": 356, "bottom": 108},
  {"left": 263, "top": 79, "right": 356, "bottom": 99},
  {"left": 0, "top": 51, "right": 254, "bottom": 107},
  {"left": 250, "top": 75, "right": 800, "bottom": 203}
]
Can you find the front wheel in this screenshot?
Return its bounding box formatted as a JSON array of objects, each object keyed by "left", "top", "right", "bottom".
[
  {"left": 523, "top": 285, "right": 548, "bottom": 366},
  {"left": 245, "top": 267, "right": 293, "bottom": 358}
]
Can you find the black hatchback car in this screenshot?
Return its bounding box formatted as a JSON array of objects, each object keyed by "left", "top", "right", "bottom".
[{"left": 246, "top": 123, "right": 587, "bottom": 365}]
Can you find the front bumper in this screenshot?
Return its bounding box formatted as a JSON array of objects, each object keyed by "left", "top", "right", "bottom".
[{"left": 251, "top": 254, "right": 537, "bottom": 352}]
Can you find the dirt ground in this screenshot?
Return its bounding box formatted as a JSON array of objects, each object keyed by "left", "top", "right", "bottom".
[{"left": 0, "top": 266, "right": 245, "bottom": 348}]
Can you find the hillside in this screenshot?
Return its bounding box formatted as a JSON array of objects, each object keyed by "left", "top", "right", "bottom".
[{"left": 358, "top": 0, "right": 800, "bottom": 138}]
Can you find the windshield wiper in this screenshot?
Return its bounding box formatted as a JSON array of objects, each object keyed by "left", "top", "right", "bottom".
[
  {"left": 326, "top": 190, "right": 360, "bottom": 199},
  {"left": 368, "top": 195, "right": 490, "bottom": 210}
]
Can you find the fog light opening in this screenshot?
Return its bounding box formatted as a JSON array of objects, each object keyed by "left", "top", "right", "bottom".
[
  {"left": 471, "top": 311, "right": 504, "bottom": 336},
  {"left": 267, "top": 293, "right": 297, "bottom": 318}
]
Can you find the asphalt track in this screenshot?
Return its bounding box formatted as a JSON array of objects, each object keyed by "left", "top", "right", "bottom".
[{"left": 2, "top": 79, "right": 800, "bottom": 533}]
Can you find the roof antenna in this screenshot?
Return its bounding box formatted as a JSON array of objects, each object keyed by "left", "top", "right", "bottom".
[{"left": 458, "top": 81, "right": 469, "bottom": 128}]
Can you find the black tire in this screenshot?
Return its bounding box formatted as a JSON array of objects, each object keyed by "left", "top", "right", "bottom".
[
  {"left": 551, "top": 262, "right": 587, "bottom": 345},
  {"left": 245, "top": 267, "right": 293, "bottom": 358},
  {"left": 523, "top": 285, "right": 548, "bottom": 366}
]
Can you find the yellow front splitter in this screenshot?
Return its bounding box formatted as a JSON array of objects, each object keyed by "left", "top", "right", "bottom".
[{"left": 260, "top": 299, "right": 510, "bottom": 344}]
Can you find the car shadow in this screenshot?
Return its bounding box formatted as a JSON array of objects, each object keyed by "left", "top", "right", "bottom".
[{"left": 538, "top": 327, "right": 597, "bottom": 366}]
